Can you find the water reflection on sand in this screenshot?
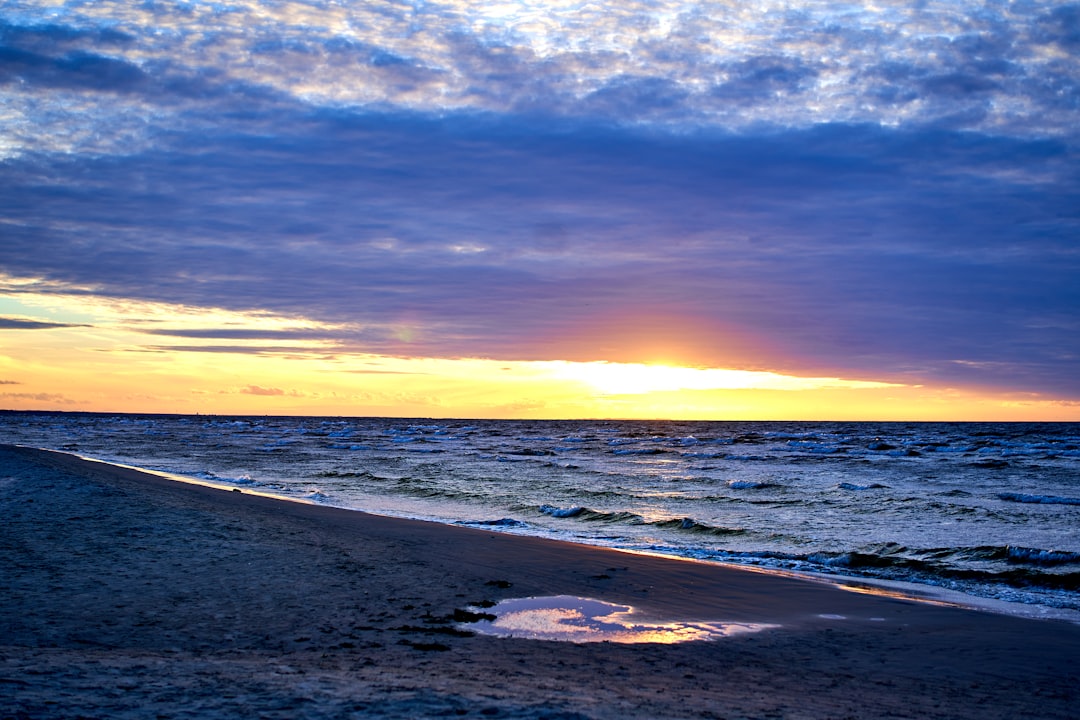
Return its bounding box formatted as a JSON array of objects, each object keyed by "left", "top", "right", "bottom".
[{"left": 463, "top": 595, "right": 778, "bottom": 644}]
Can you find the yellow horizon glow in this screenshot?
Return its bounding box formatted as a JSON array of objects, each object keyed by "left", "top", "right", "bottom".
[
  {"left": 538, "top": 360, "right": 900, "bottom": 394},
  {"left": 2, "top": 284, "right": 1079, "bottom": 421}
]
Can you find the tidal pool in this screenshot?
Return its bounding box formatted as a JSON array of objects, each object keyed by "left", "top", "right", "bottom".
[{"left": 462, "top": 595, "right": 778, "bottom": 644}]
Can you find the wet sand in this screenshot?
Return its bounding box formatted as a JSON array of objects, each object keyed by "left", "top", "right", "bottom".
[{"left": 2, "top": 444, "right": 1078, "bottom": 719}]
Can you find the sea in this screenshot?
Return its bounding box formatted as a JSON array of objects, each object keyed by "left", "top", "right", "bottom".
[{"left": 3, "top": 412, "right": 1078, "bottom": 617}]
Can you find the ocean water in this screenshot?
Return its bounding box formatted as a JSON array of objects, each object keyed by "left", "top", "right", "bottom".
[{"left": 2, "top": 412, "right": 1078, "bottom": 615}]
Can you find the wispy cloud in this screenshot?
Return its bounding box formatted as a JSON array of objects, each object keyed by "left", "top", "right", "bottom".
[
  {"left": 139, "top": 327, "right": 341, "bottom": 341},
  {"left": 243, "top": 385, "right": 280, "bottom": 397},
  {"left": 143, "top": 345, "right": 333, "bottom": 357},
  {"left": 0, "top": 391, "right": 77, "bottom": 405},
  {"left": 0, "top": 316, "right": 89, "bottom": 330}
]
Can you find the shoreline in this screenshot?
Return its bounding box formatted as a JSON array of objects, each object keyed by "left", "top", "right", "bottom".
[
  {"left": 3, "top": 443, "right": 1079, "bottom": 718},
  {"left": 26, "top": 443, "right": 1080, "bottom": 626}
]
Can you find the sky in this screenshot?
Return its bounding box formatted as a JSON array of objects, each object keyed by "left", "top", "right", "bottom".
[{"left": 1, "top": 0, "right": 1078, "bottom": 420}]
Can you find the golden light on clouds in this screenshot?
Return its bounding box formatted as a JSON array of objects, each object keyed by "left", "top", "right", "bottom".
[{"left": 2, "top": 283, "right": 1079, "bottom": 421}]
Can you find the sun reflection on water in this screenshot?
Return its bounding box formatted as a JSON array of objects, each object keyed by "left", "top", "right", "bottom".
[{"left": 463, "top": 595, "right": 778, "bottom": 644}]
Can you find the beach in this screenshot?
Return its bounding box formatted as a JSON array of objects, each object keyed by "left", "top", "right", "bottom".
[{"left": 2, "top": 444, "right": 1078, "bottom": 719}]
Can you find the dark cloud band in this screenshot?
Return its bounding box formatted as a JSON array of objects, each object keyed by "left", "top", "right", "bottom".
[{"left": 0, "top": 317, "right": 89, "bottom": 330}]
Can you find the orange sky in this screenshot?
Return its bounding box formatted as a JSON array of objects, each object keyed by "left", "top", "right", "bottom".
[{"left": 2, "top": 290, "right": 1077, "bottom": 420}]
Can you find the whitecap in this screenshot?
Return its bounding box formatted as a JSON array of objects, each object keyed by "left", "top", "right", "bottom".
[
  {"left": 998, "top": 492, "right": 1080, "bottom": 505},
  {"left": 539, "top": 505, "right": 586, "bottom": 518},
  {"left": 727, "top": 479, "right": 773, "bottom": 489}
]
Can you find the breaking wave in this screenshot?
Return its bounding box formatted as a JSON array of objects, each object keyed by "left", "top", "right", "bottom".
[{"left": 537, "top": 504, "right": 747, "bottom": 536}]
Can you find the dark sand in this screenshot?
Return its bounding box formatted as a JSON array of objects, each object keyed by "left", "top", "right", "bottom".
[{"left": 2, "top": 444, "right": 1078, "bottom": 719}]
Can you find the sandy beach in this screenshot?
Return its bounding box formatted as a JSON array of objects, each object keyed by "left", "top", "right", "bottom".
[{"left": 2, "top": 444, "right": 1078, "bottom": 719}]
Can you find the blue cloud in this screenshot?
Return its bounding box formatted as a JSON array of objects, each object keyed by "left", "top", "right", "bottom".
[
  {"left": 138, "top": 328, "right": 341, "bottom": 341},
  {"left": 1036, "top": 4, "right": 1080, "bottom": 50},
  {"left": 0, "top": 45, "right": 147, "bottom": 92},
  {"left": 3, "top": 1, "right": 1078, "bottom": 153},
  {"left": 0, "top": 317, "right": 89, "bottom": 330},
  {"left": 583, "top": 75, "right": 690, "bottom": 117},
  {"left": 3, "top": 105, "right": 1078, "bottom": 394},
  {"left": 0, "top": 21, "right": 135, "bottom": 52},
  {"left": 710, "top": 56, "right": 819, "bottom": 103}
]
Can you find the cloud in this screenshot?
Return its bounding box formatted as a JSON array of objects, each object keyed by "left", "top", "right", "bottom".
[
  {"left": 583, "top": 75, "right": 690, "bottom": 118},
  {"left": 144, "top": 345, "right": 332, "bottom": 357},
  {"left": 232, "top": 385, "right": 307, "bottom": 397},
  {"left": 0, "top": 391, "right": 77, "bottom": 404},
  {"left": 0, "top": 1, "right": 1077, "bottom": 160},
  {"left": 0, "top": 317, "right": 89, "bottom": 330},
  {"left": 0, "top": 21, "right": 135, "bottom": 52},
  {"left": 139, "top": 328, "right": 339, "bottom": 341},
  {"left": 240, "top": 385, "right": 286, "bottom": 396},
  {"left": 710, "top": 56, "right": 819, "bottom": 103},
  {"left": 2, "top": 111, "right": 1078, "bottom": 395},
  {"left": 1035, "top": 5, "right": 1080, "bottom": 50},
  {"left": 0, "top": 46, "right": 147, "bottom": 93}
]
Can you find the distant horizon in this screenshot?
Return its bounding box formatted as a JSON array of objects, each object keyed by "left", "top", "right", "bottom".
[{"left": 4, "top": 408, "right": 1078, "bottom": 425}]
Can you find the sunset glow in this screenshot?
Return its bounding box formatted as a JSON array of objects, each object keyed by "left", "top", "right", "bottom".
[
  {"left": 1, "top": 1, "right": 1077, "bottom": 420},
  {"left": 1, "top": 280, "right": 1076, "bottom": 420}
]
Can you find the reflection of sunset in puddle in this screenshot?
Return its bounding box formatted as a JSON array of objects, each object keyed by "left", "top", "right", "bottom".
[{"left": 463, "top": 595, "right": 778, "bottom": 644}]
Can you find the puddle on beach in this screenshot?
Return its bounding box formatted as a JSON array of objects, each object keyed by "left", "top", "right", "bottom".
[{"left": 461, "top": 595, "right": 778, "bottom": 644}]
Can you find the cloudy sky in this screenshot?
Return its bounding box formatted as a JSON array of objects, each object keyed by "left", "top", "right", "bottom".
[{"left": 1, "top": 0, "right": 1078, "bottom": 419}]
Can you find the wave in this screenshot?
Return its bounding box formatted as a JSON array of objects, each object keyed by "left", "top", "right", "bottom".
[
  {"left": 536, "top": 504, "right": 747, "bottom": 536},
  {"left": 786, "top": 440, "right": 849, "bottom": 453},
  {"left": 313, "top": 469, "right": 386, "bottom": 479},
  {"left": 997, "top": 492, "right": 1080, "bottom": 505},
  {"left": 970, "top": 458, "right": 1012, "bottom": 469},
  {"left": 652, "top": 518, "right": 749, "bottom": 536},
  {"left": 455, "top": 518, "right": 530, "bottom": 529},
  {"left": 1002, "top": 546, "right": 1080, "bottom": 566},
  {"left": 836, "top": 482, "right": 888, "bottom": 491},
  {"left": 800, "top": 544, "right": 1080, "bottom": 591},
  {"left": 191, "top": 470, "right": 256, "bottom": 485},
  {"left": 538, "top": 504, "right": 587, "bottom": 518},
  {"left": 635, "top": 541, "right": 1080, "bottom": 600},
  {"left": 727, "top": 479, "right": 776, "bottom": 489}
]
